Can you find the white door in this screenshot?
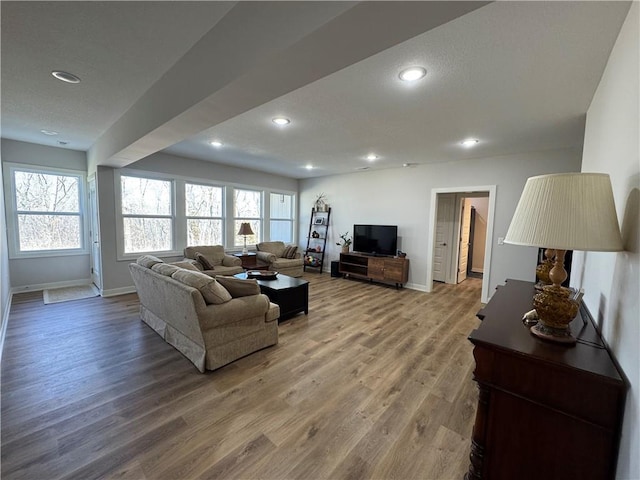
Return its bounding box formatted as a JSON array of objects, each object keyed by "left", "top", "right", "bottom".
[
  {"left": 457, "top": 200, "right": 472, "bottom": 283},
  {"left": 433, "top": 194, "right": 455, "bottom": 282},
  {"left": 88, "top": 177, "right": 102, "bottom": 290}
]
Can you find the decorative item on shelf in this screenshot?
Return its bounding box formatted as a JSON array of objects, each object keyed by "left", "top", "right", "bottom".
[
  {"left": 237, "top": 222, "right": 254, "bottom": 255},
  {"left": 336, "top": 232, "right": 352, "bottom": 254},
  {"left": 315, "top": 245, "right": 322, "bottom": 253},
  {"left": 312, "top": 230, "right": 320, "bottom": 238},
  {"left": 305, "top": 255, "right": 319, "bottom": 267},
  {"left": 535, "top": 247, "right": 555, "bottom": 290},
  {"left": 314, "top": 217, "right": 325, "bottom": 225},
  {"left": 314, "top": 193, "right": 327, "bottom": 212},
  {"left": 504, "top": 173, "right": 623, "bottom": 344},
  {"left": 396, "top": 250, "right": 407, "bottom": 258}
]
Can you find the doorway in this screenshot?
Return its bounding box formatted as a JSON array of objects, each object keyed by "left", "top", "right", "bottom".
[{"left": 427, "top": 186, "right": 496, "bottom": 303}]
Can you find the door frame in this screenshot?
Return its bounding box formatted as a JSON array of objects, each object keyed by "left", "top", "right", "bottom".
[
  {"left": 88, "top": 175, "right": 103, "bottom": 291},
  {"left": 427, "top": 185, "right": 496, "bottom": 303}
]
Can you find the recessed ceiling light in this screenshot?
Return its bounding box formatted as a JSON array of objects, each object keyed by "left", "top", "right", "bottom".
[
  {"left": 272, "top": 117, "right": 290, "bottom": 126},
  {"left": 399, "top": 66, "right": 427, "bottom": 82},
  {"left": 209, "top": 141, "right": 222, "bottom": 147},
  {"left": 366, "top": 154, "right": 378, "bottom": 161},
  {"left": 305, "top": 164, "right": 314, "bottom": 170},
  {"left": 461, "top": 139, "right": 480, "bottom": 148},
  {"left": 40, "top": 129, "right": 58, "bottom": 136},
  {"left": 51, "top": 71, "right": 81, "bottom": 84}
]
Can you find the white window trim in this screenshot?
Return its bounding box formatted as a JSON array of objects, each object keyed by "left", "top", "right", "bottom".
[
  {"left": 115, "top": 170, "right": 179, "bottom": 261},
  {"left": 185, "top": 181, "right": 226, "bottom": 247},
  {"left": 114, "top": 168, "right": 297, "bottom": 259},
  {"left": 232, "top": 187, "right": 263, "bottom": 249},
  {"left": 3, "top": 162, "right": 89, "bottom": 259},
  {"left": 269, "top": 191, "right": 297, "bottom": 243}
]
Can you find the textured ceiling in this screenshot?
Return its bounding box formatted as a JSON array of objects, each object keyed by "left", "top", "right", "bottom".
[{"left": 1, "top": 1, "right": 632, "bottom": 179}]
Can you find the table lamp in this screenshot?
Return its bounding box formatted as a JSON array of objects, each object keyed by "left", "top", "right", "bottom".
[
  {"left": 504, "top": 172, "right": 623, "bottom": 344},
  {"left": 237, "top": 222, "right": 254, "bottom": 255}
]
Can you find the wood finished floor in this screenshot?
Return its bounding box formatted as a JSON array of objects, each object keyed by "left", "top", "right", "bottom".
[{"left": 1, "top": 274, "right": 482, "bottom": 480}]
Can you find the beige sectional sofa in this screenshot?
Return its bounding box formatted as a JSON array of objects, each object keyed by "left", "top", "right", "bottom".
[
  {"left": 183, "top": 245, "right": 244, "bottom": 276},
  {"left": 256, "top": 241, "right": 304, "bottom": 277},
  {"left": 130, "top": 255, "right": 279, "bottom": 372}
]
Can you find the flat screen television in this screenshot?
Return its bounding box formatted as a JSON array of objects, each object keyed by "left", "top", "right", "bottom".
[{"left": 353, "top": 224, "right": 398, "bottom": 256}]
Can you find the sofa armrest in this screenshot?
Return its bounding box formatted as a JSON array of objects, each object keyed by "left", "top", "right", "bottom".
[
  {"left": 256, "top": 251, "right": 276, "bottom": 264},
  {"left": 222, "top": 255, "right": 242, "bottom": 267}
]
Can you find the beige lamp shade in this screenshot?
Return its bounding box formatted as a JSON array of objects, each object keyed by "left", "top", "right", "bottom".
[
  {"left": 504, "top": 173, "right": 623, "bottom": 252},
  {"left": 237, "top": 222, "right": 254, "bottom": 236}
]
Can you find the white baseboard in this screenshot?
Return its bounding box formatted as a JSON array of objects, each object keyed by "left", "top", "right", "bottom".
[
  {"left": 11, "top": 278, "right": 93, "bottom": 294},
  {"left": 405, "top": 282, "right": 427, "bottom": 292},
  {"left": 0, "top": 292, "right": 13, "bottom": 367},
  {"left": 471, "top": 268, "right": 484, "bottom": 274},
  {"left": 101, "top": 286, "right": 136, "bottom": 297}
]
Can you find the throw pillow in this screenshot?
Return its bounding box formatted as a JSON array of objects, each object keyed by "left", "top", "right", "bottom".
[
  {"left": 136, "top": 254, "right": 164, "bottom": 268},
  {"left": 171, "top": 269, "right": 232, "bottom": 304},
  {"left": 282, "top": 245, "right": 298, "bottom": 259},
  {"left": 170, "top": 261, "right": 200, "bottom": 271},
  {"left": 195, "top": 252, "right": 214, "bottom": 270},
  {"left": 216, "top": 276, "right": 260, "bottom": 297},
  {"left": 151, "top": 263, "right": 180, "bottom": 276}
]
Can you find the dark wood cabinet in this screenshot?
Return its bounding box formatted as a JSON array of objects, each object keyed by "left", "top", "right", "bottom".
[
  {"left": 466, "top": 279, "right": 627, "bottom": 480},
  {"left": 339, "top": 252, "right": 408, "bottom": 287}
]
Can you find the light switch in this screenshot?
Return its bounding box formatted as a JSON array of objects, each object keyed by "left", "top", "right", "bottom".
[{"left": 498, "top": 237, "right": 504, "bottom": 245}]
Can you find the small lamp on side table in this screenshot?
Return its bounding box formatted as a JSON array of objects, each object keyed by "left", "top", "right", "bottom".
[
  {"left": 504, "top": 172, "right": 623, "bottom": 344},
  {"left": 238, "top": 222, "right": 254, "bottom": 255}
]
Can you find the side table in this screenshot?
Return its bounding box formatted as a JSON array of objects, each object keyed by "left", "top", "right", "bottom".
[{"left": 233, "top": 252, "right": 269, "bottom": 271}]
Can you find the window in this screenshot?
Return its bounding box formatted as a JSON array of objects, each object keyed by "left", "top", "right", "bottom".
[
  {"left": 120, "top": 175, "right": 173, "bottom": 254},
  {"left": 233, "top": 188, "right": 261, "bottom": 247},
  {"left": 270, "top": 193, "right": 294, "bottom": 243},
  {"left": 186, "top": 183, "right": 223, "bottom": 246},
  {"left": 6, "top": 165, "right": 86, "bottom": 256}
]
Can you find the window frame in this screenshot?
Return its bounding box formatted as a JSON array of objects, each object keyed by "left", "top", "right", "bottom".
[
  {"left": 232, "top": 187, "right": 263, "bottom": 249},
  {"left": 185, "top": 181, "right": 226, "bottom": 247},
  {"left": 269, "top": 191, "right": 296, "bottom": 244},
  {"left": 3, "top": 163, "right": 89, "bottom": 259},
  {"left": 114, "top": 168, "right": 297, "bottom": 259},
  {"left": 115, "top": 171, "right": 179, "bottom": 260}
]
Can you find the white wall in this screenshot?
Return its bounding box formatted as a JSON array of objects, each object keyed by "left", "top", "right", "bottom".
[
  {"left": 1, "top": 139, "right": 90, "bottom": 290},
  {"left": 571, "top": 4, "right": 639, "bottom": 478},
  {"left": 299, "top": 147, "right": 582, "bottom": 294},
  {"left": 97, "top": 152, "right": 298, "bottom": 295}
]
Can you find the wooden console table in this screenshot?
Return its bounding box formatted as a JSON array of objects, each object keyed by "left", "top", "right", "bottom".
[{"left": 466, "top": 279, "right": 626, "bottom": 480}]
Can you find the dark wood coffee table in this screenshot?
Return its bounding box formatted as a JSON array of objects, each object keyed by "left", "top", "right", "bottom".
[{"left": 234, "top": 273, "right": 309, "bottom": 320}]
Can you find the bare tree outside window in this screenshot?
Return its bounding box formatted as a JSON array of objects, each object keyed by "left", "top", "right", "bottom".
[
  {"left": 121, "top": 176, "right": 173, "bottom": 253},
  {"left": 13, "top": 171, "right": 82, "bottom": 251},
  {"left": 186, "top": 183, "right": 223, "bottom": 246},
  {"left": 234, "top": 189, "right": 261, "bottom": 246}
]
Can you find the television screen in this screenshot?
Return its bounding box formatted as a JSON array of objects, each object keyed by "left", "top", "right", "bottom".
[{"left": 353, "top": 225, "right": 398, "bottom": 256}]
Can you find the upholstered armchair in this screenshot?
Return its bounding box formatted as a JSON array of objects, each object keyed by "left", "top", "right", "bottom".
[
  {"left": 183, "top": 245, "right": 243, "bottom": 276},
  {"left": 256, "top": 241, "right": 303, "bottom": 277}
]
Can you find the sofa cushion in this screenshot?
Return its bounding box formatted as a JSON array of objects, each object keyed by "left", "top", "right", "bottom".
[
  {"left": 136, "top": 254, "right": 164, "bottom": 268},
  {"left": 257, "top": 241, "right": 285, "bottom": 258},
  {"left": 151, "top": 263, "right": 181, "bottom": 276},
  {"left": 216, "top": 276, "right": 260, "bottom": 297},
  {"left": 171, "top": 269, "right": 232, "bottom": 304},
  {"left": 170, "top": 261, "right": 200, "bottom": 271},
  {"left": 282, "top": 245, "right": 298, "bottom": 259},
  {"left": 195, "top": 252, "right": 214, "bottom": 270}
]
